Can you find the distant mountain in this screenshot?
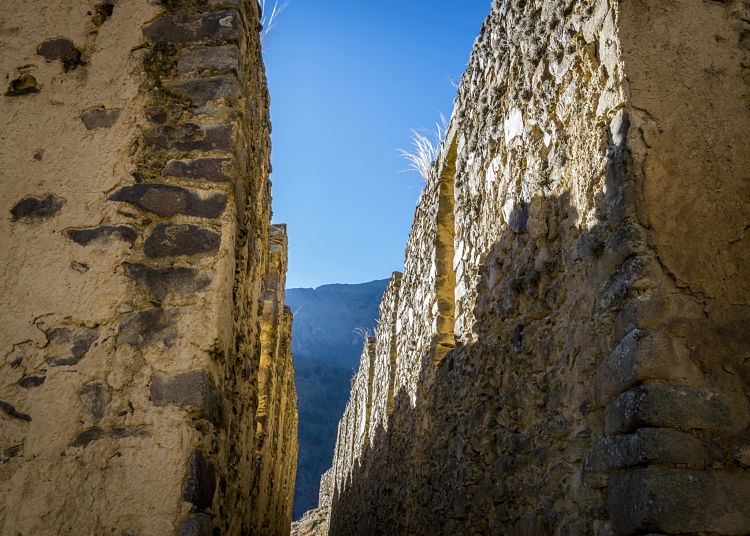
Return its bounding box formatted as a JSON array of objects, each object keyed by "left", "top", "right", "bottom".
[{"left": 287, "top": 279, "right": 389, "bottom": 520}]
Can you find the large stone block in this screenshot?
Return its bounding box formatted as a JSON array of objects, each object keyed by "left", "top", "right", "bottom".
[
  {"left": 143, "top": 11, "right": 243, "bottom": 45},
  {"left": 144, "top": 222, "right": 221, "bottom": 258},
  {"left": 605, "top": 385, "right": 748, "bottom": 434},
  {"left": 162, "top": 157, "right": 233, "bottom": 182},
  {"left": 595, "top": 329, "right": 703, "bottom": 405},
  {"left": 144, "top": 123, "right": 234, "bottom": 152},
  {"left": 609, "top": 468, "right": 750, "bottom": 535},
  {"left": 588, "top": 428, "right": 706, "bottom": 471},
  {"left": 178, "top": 44, "right": 240, "bottom": 75},
  {"left": 123, "top": 262, "right": 211, "bottom": 301},
  {"left": 183, "top": 450, "right": 216, "bottom": 510},
  {"left": 109, "top": 184, "right": 226, "bottom": 218},
  {"left": 150, "top": 370, "right": 221, "bottom": 424},
  {"left": 163, "top": 75, "right": 240, "bottom": 106}
]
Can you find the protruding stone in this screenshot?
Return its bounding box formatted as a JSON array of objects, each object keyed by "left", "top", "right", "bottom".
[
  {"left": 145, "top": 106, "right": 167, "bottom": 124},
  {"left": 80, "top": 106, "right": 121, "bottom": 129},
  {"left": 5, "top": 74, "right": 40, "bottom": 96},
  {"left": 117, "top": 308, "right": 177, "bottom": 348},
  {"left": 144, "top": 222, "right": 221, "bottom": 258},
  {"left": 609, "top": 468, "right": 750, "bottom": 535},
  {"left": 11, "top": 195, "right": 63, "bottom": 221},
  {"left": 145, "top": 123, "right": 233, "bottom": 152},
  {"left": 18, "top": 376, "right": 46, "bottom": 389},
  {"left": 150, "top": 370, "right": 220, "bottom": 424},
  {"left": 588, "top": 429, "right": 706, "bottom": 471},
  {"left": 595, "top": 329, "right": 703, "bottom": 405},
  {"left": 143, "top": 11, "right": 243, "bottom": 45},
  {"left": 79, "top": 381, "right": 112, "bottom": 423},
  {"left": 605, "top": 385, "right": 748, "bottom": 435},
  {"left": 72, "top": 426, "right": 151, "bottom": 447},
  {"left": 162, "top": 157, "right": 232, "bottom": 182},
  {"left": 109, "top": 184, "right": 226, "bottom": 219},
  {"left": 163, "top": 75, "right": 240, "bottom": 106},
  {"left": 596, "top": 255, "right": 660, "bottom": 312},
  {"left": 45, "top": 327, "right": 98, "bottom": 367},
  {"left": 37, "top": 38, "right": 76, "bottom": 61},
  {"left": 177, "top": 44, "right": 240, "bottom": 75},
  {"left": 123, "top": 263, "right": 211, "bottom": 301},
  {"left": 178, "top": 513, "right": 213, "bottom": 536},
  {"left": 0, "top": 401, "right": 31, "bottom": 422},
  {"left": 64, "top": 225, "right": 137, "bottom": 246},
  {"left": 183, "top": 450, "right": 216, "bottom": 509}
]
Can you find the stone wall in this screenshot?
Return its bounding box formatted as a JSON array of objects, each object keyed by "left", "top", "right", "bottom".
[
  {"left": 0, "top": 1, "right": 297, "bottom": 535},
  {"left": 321, "top": 1, "right": 750, "bottom": 534}
]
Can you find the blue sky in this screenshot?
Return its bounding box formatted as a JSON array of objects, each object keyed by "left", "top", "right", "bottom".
[{"left": 265, "top": 0, "right": 491, "bottom": 289}]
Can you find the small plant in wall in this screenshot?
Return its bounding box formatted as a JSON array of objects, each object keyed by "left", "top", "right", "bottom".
[{"left": 398, "top": 114, "right": 449, "bottom": 181}]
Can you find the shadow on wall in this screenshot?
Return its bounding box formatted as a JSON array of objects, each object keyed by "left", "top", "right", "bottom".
[{"left": 327, "top": 191, "right": 750, "bottom": 535}]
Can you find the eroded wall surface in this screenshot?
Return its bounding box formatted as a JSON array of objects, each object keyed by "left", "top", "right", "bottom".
[
  {"left": 0, "top": 1, "right": 297, "bottom": 535},
  {"left": 320, "top": 0, "right": 750, "bottom": 535}
]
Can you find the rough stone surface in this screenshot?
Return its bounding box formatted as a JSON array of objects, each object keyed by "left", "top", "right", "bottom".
[
  {"left": 162, "top": 157, "right": 233, "bottom": 182},
  {"left": 109, "top": 183, "right": 227, "bottom": 218},
  {"left": 144, "top": 123, "right": 234, "bottom": 152},
  {"left": 65, "top": 225, "right": 138, "bottom": 245},
  {"left": 10, "top": 195, "right": 64, "bottom": 221},
  {"left": 149, "top": 370, "right": 219, "bottom": 425},
  {"left": 144, "top": 222, "right": 221, "bottom": 257},
  {"left": 0, "top": 1, "right": 294, "bottom": 535},
  {"left": 80, "top": 106, "right": 122, "bottom": 129},
  {"left": 312, "top": 1, "right": 750, "bottom": 535},
  {"left": 122, "top": 262, "right": 211, "bottom": 301},
  {"left": 178, "top": 44, "right": 240, "bottom": 75}
]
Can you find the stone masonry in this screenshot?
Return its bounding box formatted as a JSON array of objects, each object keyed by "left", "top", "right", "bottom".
[
  {"left": 0, "top": 1, "right": 296, "bottom": 535},
  {"left": 309, "top": 1, "right": 750, "bottom": 535}
]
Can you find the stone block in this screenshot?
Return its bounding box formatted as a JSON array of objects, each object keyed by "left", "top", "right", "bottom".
[
  {"left": 178, "top": 514, "right": 213, "bottom": 536},
  {"left": 116, "top": 308, "right": 177, "bottom": 348},
  {"left": 183, "top": 450, "right": 216, "bottom": 510},
  {"left": 609, "top": 468, "right": 750, "bottom": 535},
  {"left": 163, "top": 75, "right": 240, "bottom": 106},
  {"left": 18, "top": 375, "right": 46, "bottom": 389},
  {"left": 595, "top": 329, "right": 703, "bottom": 405},
  {"left": 162, "top": 157, "right": 233, "bottom": 182},
  {"left": 144, "top": 123, "right": 234, "bottom": 152},
  {"left": 79, "top": 381, "right": 112, "bottom": 423},
  {"left": 589, "top": 428, "right": 705, "bottom": 471},
  {"left": 150, "top": 370, "right": 220, "bottom": 424},
  {"left": 71, "top": 426, "right": 151, "bottom": 448},
  {"left": 0, "top": 401, "right": 31, "bottom": 422},
  {"left": 11, "top": 195, "right": 64, "bottom": 221},
  {"left": 122, "top": 263, "right": 210, "bottom": 301},
  {"left": 144, "top": 222, "right": 221, "bottom": 258},
  {"left": 80, "top": 106, "right": 121, "bottom": 129},
  {"left": 45, "top": 326, "right": 98, "bottom": 366},
  {"left": 64, "top": 225, "right": 137, "bottom": 246},
  {"left": 36, "top": 38, "right": 76, "bottom": 60},
  {"left": 596, "top": 255, "right": 660, "bottom": 312},
  {"left": 605, "top": 385, "right": 748, "bottom": 435},
  {"left": 177, "top": 44, "right": 240, "bottom": 75},
  {"left": 142, "top": 11, "right": 243, "bottom": 45},
  {"left": 109, "top": 184, "right": 226, "bottom": 218}
]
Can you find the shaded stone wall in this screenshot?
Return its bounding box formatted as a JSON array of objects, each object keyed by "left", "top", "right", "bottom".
[
  {"left": 0, "top": 1, "right": 297, "bottom": 535},
  {"left": 319, "top": 1, "right": 750, "bottom": 535},
  {"left": 249, "top": 225, "right": 298, "bottom": 535}
]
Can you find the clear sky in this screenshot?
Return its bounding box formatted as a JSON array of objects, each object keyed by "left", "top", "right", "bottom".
[{"left": 265, "top": 0, "right": 491, "bottom": 289}]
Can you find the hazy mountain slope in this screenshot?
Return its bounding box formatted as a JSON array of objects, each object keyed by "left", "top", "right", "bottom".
[{"left": 287, "top": 279, "right": 388, "bottom": 519}]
